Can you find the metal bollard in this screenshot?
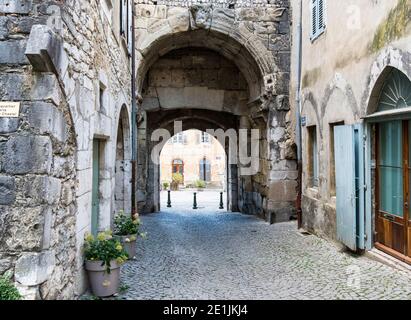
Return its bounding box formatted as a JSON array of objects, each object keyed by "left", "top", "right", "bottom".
[
  {"left": 219, "top": 192, "right": 224, "bottom": 210},
  {"left": 193, "top": 192, "right": 198, "bottom": 210},
  {"left": 167, "top": 190, "right": 172, "bottom": 208}
]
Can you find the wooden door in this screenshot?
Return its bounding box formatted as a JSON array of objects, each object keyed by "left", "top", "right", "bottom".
[
  {"left": 375, "top": 120, "right": 409, "bottom": 260},
  {"left": 91, "top": 140, "right": 100, "bottom": 236}
]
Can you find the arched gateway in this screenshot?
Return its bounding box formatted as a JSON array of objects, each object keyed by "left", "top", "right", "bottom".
[{"left": 135, "top": 4, "right": 297, "bottom": 221}]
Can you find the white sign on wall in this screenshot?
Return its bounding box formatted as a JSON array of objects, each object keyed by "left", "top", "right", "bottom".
[{"left": 0, "top": 102, "right": 20, "bottom": 118}]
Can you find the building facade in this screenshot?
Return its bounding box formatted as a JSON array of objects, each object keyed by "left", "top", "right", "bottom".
[
  {"left": 160, "top": 130, "right": 226, "bottom": 189},
  {"left": 0, "top": 0, "right": 133, "bottom": 299},
  {"left": 291, "top": 0, "right": 411, "bottom": 264}
]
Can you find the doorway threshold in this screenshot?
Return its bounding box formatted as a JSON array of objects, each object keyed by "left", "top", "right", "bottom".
[{"left": 366, "top": 248, "right": 411, "bottom": 274}]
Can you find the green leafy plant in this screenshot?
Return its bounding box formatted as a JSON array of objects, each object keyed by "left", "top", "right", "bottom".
[
  {"left": 195, "top": 179, "right": 206, "bottom": 189},
  {"left": 114, "top": 211, "right": 147, "bottom": 239},
  {"left": 172, "top": 173, "right": 183, "bottom": 184},
  {"left": 0, "top": 273, "right": 21, "bottom": 300},
  {"left": 119, "top": 283, "right": 130, "bottom": 294},
  {"left": 84, "top": 231, "right": 128, "bottom": 273},
  {"left": 163, "top": 182, "right": 170, "bottom": 190}
]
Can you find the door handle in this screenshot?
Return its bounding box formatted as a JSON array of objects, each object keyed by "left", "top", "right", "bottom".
[{"left": 383, "top": 214, "right": 395, "bottom": 222}]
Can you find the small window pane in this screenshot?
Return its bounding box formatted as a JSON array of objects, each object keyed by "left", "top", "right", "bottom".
[{"left": 379, "top": 121, "right": 403, "bottom": 217}]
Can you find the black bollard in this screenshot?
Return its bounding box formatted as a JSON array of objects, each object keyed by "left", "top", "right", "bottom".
[
  {"left": 193, "top": 192, "right": 198, "bottom": 210},
  {"left": 167, "top": 190, "right": 172, "bottom": 208},
  {"left": 219, "top": 192, "right": 224, "bottom": 210}
]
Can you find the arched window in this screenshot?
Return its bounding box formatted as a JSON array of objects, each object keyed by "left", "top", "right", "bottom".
[
  {"left": 199, "top": 158, "right": 211, "bottom": 182},
  {"left": 377, "top": 69, "right": 411, "bottom": 112}
]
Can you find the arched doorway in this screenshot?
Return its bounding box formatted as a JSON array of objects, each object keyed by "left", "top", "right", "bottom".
[
  {"left": 366, "top": 68, "right": 411, "bottom": 263},
  {"left": 135, "top": 8, "right": 296, "bottom": 222},
  {"left": 159, "top": 129, "right": 228, "bottom": 209},
  {"left": 115, "top": 105, "right": 131, "bottom": 215}
]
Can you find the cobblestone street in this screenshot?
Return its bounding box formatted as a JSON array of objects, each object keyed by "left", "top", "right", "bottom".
[{"left": 119, "top": 191, "right": 411, "bottom": 300}]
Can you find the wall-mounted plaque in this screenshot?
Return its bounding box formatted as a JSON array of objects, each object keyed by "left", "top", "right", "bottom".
[{"left": 0, "top": 102, "right": 20, "bottom": 118}]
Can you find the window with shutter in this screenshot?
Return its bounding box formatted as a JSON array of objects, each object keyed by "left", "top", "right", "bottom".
[
  {"left": 311, "top": 0, "right": 326, "bottom": 42},
  {"left": 120, "top": 0, "right": 127, "bottom": 37},
  {"left": 311, "top": 0, "right": 317, "bottom": 39},
  {"left": 127, "top": 0, "right": 132, "bottom": 54}
]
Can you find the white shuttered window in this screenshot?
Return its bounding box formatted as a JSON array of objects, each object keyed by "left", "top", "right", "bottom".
[{"left": 310, "top": 0, "right": 326, "bottom": 41}]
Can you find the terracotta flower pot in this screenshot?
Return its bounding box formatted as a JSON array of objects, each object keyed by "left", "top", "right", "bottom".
[
  {"left": 115, "top": 235, "right": 137, "bottom": 259},
  {"left": 85, "top": 260, "right": 120, "bottom": 297}
]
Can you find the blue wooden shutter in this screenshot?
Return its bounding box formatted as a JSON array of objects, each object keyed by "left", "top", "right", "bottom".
[
  {"left": 199, "top": 160, "right": 205, "bottom": 180},
  {"left": 127, "top": 0, "right": 132, "bottom": 54},
  {"left": 334, "top": 125, "right": 366, "bottom": 251}
]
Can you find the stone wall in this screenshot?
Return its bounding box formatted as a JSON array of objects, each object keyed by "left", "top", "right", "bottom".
[
  {"left": 0, "top": 0, "right": 132, "bottom": 299},
  {"left": 135, "top": 0, "right": 288, "bottom": 8}
]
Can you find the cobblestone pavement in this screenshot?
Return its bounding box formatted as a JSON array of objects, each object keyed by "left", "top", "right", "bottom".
[{"left": 119, "top": 191, "right": 411, "bottom": 300}]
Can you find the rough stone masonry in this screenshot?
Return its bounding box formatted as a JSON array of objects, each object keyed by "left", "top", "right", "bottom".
[{"left": 0, "top": 0, "right": 295, "bottom": 300}]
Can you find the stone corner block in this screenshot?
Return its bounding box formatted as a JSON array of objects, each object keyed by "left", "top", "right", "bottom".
[
  {"left": 15, "top": 251, "right": 55, "bottom": 287},
  {"left": 25, "top": 24, "right": 66, "bottom": 76}
]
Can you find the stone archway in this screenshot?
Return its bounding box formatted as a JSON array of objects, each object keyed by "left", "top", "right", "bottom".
[
  {"left": 115, "top": 105, "right": 132, "bottom": 215},
  {"left": 135, "top": 4, "right": 297, "bottom": 222}
]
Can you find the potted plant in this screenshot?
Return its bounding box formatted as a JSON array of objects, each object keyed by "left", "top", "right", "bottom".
[
  {"left": 114, "top": 211, "right": 147, "bottom": 259},
  {"left": 162, "top": 182, "right": 170, "bottom": 190},
  {"left": 171, "top": 173, "right": 183, "bottom": 191},
  {"left": 195, "top": 179, "right": 206, "bottom": 191},
  {"left": 84, "top": 231, "right": 128, "bottom": 298}
]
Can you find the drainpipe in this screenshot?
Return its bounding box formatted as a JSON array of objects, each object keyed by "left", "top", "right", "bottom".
[
  {"left": 131, "top": 1, "right": 138, "bottom": 218},
  {"left": 295, "top": 0, "right": 303, "bottom": 229}
]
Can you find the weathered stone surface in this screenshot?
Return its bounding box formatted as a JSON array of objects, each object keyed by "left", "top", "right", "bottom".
[
  {"left": 3, "top": 136, "right": 52, "bottom": 175},
  {"left": 21, "top": 176, "right": 62, "bottom": 205},
  {"left": 0, "top": 118, "right": 20, "bottom": 134},
  {"left": 15, "top": 251, "right": 55, "bottom": 286},
  {"left": 189, "top": 4, "right": 213, "bottom": 30},
  {"left": 25, "top": 24, "right": 66, "bottom": 74},
  {"left": 0, "top": 40, "right": 28, "bottom": 64},
  {"left": 0, "top": 176, "right": 15, "bottom": 205},
  {"left": 0, "top": 0, "right": 32, "bottom": 14},
  {"left": 3, "top": 207, "right": 46, "bottom": 251},
  {"left": 0, "top": 258, "right": 11, "bottom": 274},
  {"left": 168, "top": 7, "right": 190, "bottom": 33},
  {"left": 26, "top": 102, "right": 67, "bottom": 143},
  {"left": 268, "top": 180, "right": 297, "bottom": 202}
]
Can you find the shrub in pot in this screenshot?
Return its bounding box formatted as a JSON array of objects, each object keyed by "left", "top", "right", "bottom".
[
  {"left": 114, "top": 211, "right": 147, "bottom": 259},
  {"left": 195, "top": 179, "right": 206, "bottom": 191},
  {"left": 171, "top": 173, "right": 183, "bottom": 191},
  {"left": 84, "top": 231, "right": 128, "bottom": 297}
]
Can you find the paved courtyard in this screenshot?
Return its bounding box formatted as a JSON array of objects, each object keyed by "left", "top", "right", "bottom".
[{"left": 119, "top": 191, "right": 411, "bottom": 300}]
